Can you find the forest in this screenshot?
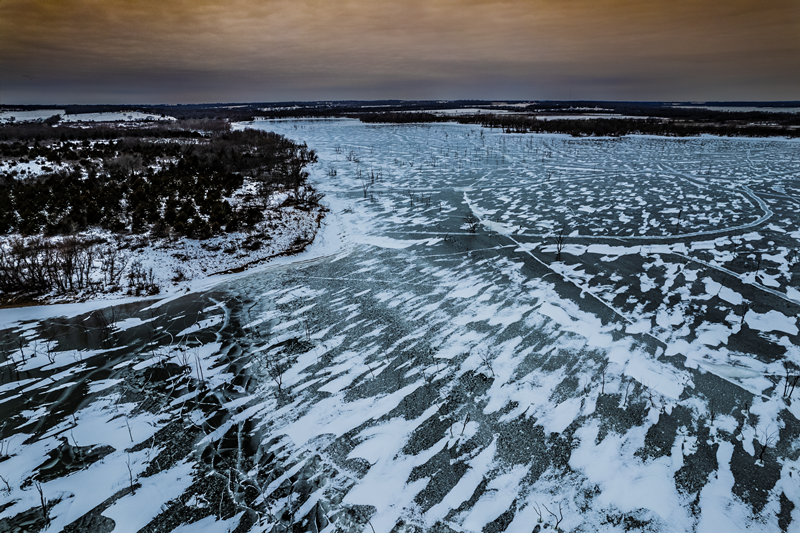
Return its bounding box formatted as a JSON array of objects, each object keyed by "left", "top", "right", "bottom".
[{"left": 0, "top": 123, "right": 318, "bottom": 237}]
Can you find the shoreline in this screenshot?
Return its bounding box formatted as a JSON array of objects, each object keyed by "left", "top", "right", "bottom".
[{"left": 0, "top": 206, "right": 338, "bottom": 327}]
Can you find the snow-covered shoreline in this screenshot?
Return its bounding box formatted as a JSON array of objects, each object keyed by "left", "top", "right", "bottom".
[{"left": 0, "top": 205, "right": 325, "bottom": 317}]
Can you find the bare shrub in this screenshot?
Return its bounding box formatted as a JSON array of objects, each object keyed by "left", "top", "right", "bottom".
[
  {"left": 0, "top": 236, "right": 101, "bottom": 296},
  {"left": 127, "top": 260, "right": 160, "bottom": 296},
  {"left": 100, "top": 244, "right": 128, "bottom": 288}
]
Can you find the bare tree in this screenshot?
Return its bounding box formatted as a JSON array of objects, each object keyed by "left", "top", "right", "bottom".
[
  {"left": 554, "top": 228, "right": 567, "bottom": 261},
  {"left": 267, "top": 352, "right": 291, "bottom": 392},
  {"left": 463, "top": 212, "right": 480, "bottom": 233},
  {"left": 600, "top": 362, "right": 609, "bottom": 395},
  {"left": 740, "top": 301, "right": 750, "bottom": 326},
  {"left": 34, "top": 481, "right": 49, "bottom": 525},
  {"left": 543, "top": 502, "right": 564, "bottom": 531},
  {"left": 476, "top": 348, "right": 495, "bottom": 377},
  {"left": 126, "top": 454, "right": 137, "bottom": 494},
  {"left": 460, "top": 413, "right": 471, "bottom": 436},
  {"left": 532, "top": 502, "right": 543, "bottom": 523},
  {"left": 757, "top": 427, "right": 779, "bottom": 464},
  {"left": 783, "top": 362, "right": 800, "bottom": 399}
]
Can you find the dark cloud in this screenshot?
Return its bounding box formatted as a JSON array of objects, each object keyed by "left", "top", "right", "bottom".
[{"left": 2, "top": 0, "right": 798, "bottom": 103}]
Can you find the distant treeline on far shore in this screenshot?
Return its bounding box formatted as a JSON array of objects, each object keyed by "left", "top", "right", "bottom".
[
  {"left": 3, "top": 101, "right": 799, "bottom": 138},
  {"left": 354, "top": 112, "right": 800, "bottom": 138}
]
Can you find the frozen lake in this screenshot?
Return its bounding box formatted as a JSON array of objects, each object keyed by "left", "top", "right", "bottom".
[{"left": 2, "top": 119, "right": 800, "bottom": 532}]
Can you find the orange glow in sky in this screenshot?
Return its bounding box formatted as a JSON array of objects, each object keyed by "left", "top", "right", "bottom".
[{"left": 2, "top": 0, "right": 798, "bottom": 103}]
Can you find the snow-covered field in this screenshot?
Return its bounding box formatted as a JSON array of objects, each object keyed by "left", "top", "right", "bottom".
[
  {"left": 0, "top": 110, "right": 175, "bottom": 123},
  {"left": 59, "top": 112, "right": 176, "bottom": 123},
  {"left": 0, "top": 109, "right": 66, "bottom": 123},
  {"left": 2, "top": 119, "right": 800, "bottom": 532}
]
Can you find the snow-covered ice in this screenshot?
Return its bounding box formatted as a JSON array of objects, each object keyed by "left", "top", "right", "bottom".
[{"left": 3, "top": 119, "right": 800, "bottom": 532}]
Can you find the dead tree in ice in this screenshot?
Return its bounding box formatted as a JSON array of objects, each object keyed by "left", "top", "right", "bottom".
[
  {"left": 600, "top": 362, "right": 609, "bottom": 394},
  {"left": 740, "top": 301, "right": 750, "bottom": 326},
  {"left": 554, "top": 227, "right": 567, "bottom": 261},
  {"left": 543, "top": 502, "right": 564, "bottom": 532},
  {"left": 126, "top": 454, "right": 137, "bottom": 495},
  {"left": 532, "top": 502, "right": 543, "bottom": 523},
  {"left": 756, "top": 427, "right": 779, "bottom": 464},
  {"left": 267, "top": 352, "right": 291, "bottom": 392},
  {"left": 463, "top": 212, "right": 480, "bottom": 233},
  {"left": 460, "top": 412, "right": 471, "bottom": 436},
  {"left": 34, "top": 481, "right": 49, "bottom": 525},
  {"left": 476, "top": 348, "right": 495, "bottom": 377},
  {"left": 783, "top": 362, "right": 800, "bottom": 399},
  {"left": 716, "top": 274, "right": 729, "bottom": 296}
]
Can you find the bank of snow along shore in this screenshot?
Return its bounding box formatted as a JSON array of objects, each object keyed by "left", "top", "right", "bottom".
[{"left": 0, "top": 118, "right": 326, "bottom": 307}]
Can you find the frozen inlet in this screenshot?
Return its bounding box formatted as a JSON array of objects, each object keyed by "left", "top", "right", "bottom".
[{"left": 1, "top": 119, "right": 800, "bottom": 532}]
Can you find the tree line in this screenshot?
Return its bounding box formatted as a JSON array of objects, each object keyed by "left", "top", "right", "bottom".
[{"left": 354, "top": 113, "right": 800, "bottom": 138}]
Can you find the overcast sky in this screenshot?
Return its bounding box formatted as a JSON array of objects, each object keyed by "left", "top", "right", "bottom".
[{"left": 2, "top": 0, "right": 798, "bottom": 104}]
